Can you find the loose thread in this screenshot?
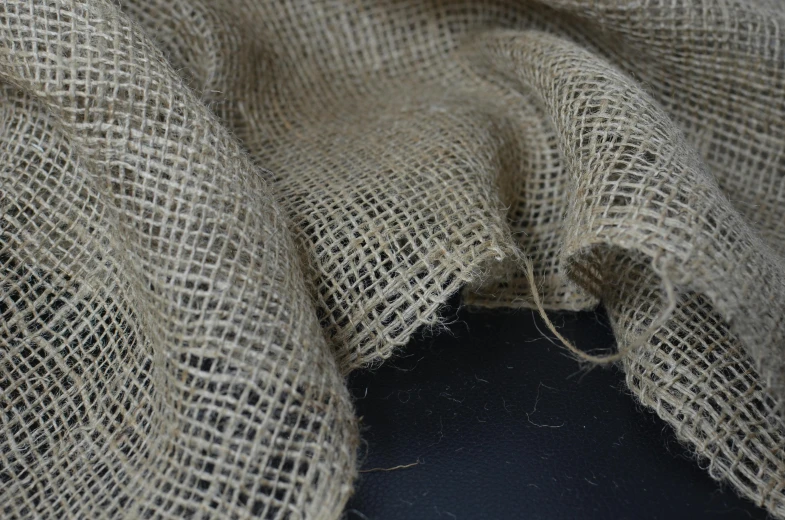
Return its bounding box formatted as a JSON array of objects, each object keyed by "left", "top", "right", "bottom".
[
  {"left": 522, "top": 255, "right": 677, "bottom": 364},
  {"left": 359, "top": 460, "right": 421, "bottom": 473}
]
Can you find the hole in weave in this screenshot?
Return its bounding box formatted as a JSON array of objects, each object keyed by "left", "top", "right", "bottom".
[
  {"left": 584, "top": 104, "right": 601, "bottom": 117},
  {"left": 642, "top": 150, "right": 657, "bottom": 164},
  {"left": 251, "top": 499, "right": 277, "bottom": 517}
]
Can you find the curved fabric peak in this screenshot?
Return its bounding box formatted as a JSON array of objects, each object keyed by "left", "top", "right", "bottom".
[
  {"left": 0, "top": 1, "right": 357, "bottom": 519},
  {"left": 3, "top": 0, "right": 785, "bottom": 519}
]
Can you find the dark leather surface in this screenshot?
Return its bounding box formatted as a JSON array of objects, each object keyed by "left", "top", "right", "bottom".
[{"left": 346, "top": 304, "right": 766, "bottom": 520}]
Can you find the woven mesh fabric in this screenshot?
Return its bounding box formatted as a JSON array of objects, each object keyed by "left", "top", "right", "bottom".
[
  {"left": 0, "top": 2, "right": 356, "bottom": 518},
  {"left": 3, "top": 0, "right": 785, "bottom": 518}
]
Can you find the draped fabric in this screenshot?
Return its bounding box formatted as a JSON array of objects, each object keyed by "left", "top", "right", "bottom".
[{"left": 3, "top": 0, "right": 785, "bottom": 517}]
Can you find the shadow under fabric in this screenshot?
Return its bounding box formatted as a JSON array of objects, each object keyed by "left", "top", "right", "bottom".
[{"left": 1, "top": 0, "right": 785, "bottom": 518}]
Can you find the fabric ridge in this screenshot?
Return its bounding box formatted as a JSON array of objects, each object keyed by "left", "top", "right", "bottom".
[{"left": 2, "top": 0, "right": 785, "bottom": 518}]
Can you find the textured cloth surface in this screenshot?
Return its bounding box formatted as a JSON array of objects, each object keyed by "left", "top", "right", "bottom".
[{"left": 2, "top": 0, "right": 785, "bottom": 518}]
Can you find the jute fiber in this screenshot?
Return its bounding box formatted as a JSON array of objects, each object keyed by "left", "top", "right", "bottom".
[{"left": 2, "top": 0, "right": 785, "bottom": 518}]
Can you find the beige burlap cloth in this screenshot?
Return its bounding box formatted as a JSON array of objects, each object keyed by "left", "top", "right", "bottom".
[{"left": 3, "top": 0, "right": 785, "bottom": 517}]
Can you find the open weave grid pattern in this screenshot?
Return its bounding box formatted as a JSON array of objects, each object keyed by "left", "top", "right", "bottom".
[
  {"left": 606, "top": 255, "right": 785, "bottom": 516},
  {"left": 0, "top": 1, "right": 356, "bottom": 518},
  {"left": 3, "top": 0, "right": 785, "bottom": 518}
]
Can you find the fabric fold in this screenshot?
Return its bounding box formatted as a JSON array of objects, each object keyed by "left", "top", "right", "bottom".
[
  {"left": 3, "top": 0, "right": 785, "bottom": 518},
  {"left": 0, "top": 1, "right": 357, "bottom": 518}
]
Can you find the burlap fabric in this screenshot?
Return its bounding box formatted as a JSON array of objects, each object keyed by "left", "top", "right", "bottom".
[{"left": 3, "top": 0, "right": 785, "bottom": 518}]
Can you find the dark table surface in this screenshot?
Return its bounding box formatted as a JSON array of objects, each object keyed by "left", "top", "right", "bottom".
[{"left": 346, "top": 303, "right": 766, "bottom": 520}]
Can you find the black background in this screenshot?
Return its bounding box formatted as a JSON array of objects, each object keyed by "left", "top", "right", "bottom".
[{"left": 346, "top": 303, "right": 766, "bottom": 520}]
